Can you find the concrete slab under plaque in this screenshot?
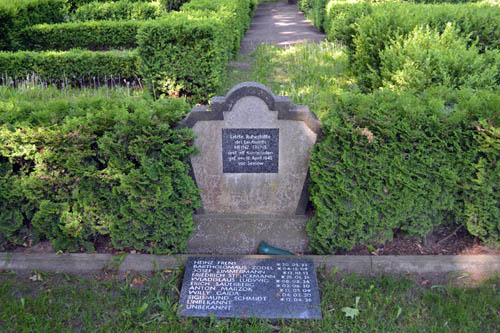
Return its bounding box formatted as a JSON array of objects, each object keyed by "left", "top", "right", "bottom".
[
  {"left": 178, "top": 257, "right": 322, "bottom": 319},
  {"left": 187, "top": 214, "right": 311, "bottom": 254}
]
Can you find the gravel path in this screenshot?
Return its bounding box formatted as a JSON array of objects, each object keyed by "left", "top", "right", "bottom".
[{"left": 239, "top": 1, "right": 325, "bottom": 54}]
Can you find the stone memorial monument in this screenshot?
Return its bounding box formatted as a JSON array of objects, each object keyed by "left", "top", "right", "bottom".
[
  {"left": 178, "top": 257, "right": 322, "bottom": 319},
  {"left": 179, "top": 82, "right": 321, "bottom": 254}
]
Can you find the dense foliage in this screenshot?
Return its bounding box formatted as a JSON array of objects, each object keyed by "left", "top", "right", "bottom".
[
  {"left": 0, "top": 0, "right": 68, "bottom": 51},
  {"left": 72, "top": 0, "right": 164, "bottom": 21},
  {"left": 16, "top": 20, "right": 142, "bottom": 51},
  {"left": 0, "top": 50, "right": 138, "bottom": 87},
  {"left": 307, "top": 88, "right": 500, "bottom": 253},
  {"left": 0, "top": 94, "right": 200, "bottom": 253},
  {"left": 297, "top": 0, "right": 500, "bottom": 252},
  {"left": 138, "top": 0, "right": 257, "bottom": 101}
]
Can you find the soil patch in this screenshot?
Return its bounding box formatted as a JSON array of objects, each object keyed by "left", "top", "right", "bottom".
[{"left": 4, "top": 225, "right": 500, "bottom": 256}]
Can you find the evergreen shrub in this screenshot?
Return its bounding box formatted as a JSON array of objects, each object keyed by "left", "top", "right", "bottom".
[
  {"left": 0, "top": 49, "right": 138, "bottom": 86},
  {"left": 72, "top": 0, "right": 163, "bottom": 21},
  {"left": 0, "top": 0, "right": 68, "bottom": 51},
  {"left": 379, "top": 24, "right": 500, "bottom": 92},
  {"left": 160, "top": 0, "right": 190, "bottom": 11},
  {"left": 137, "top": 0, "right": 255, "bottom": 101},
  {"left": 0, "top": 95, "right": 200, "bottom": 253},
  {"left": 181, "top": 0, "right": 256, "bottom": 55},
  {"left": 351, "top": 3, "right": 500, "bottom": 90},
  {"left": 67, "top": 0, "right": 150, "bottom": 12},
  {"left": 307, "top": 88, "right": 500, "bottom": 253},
  {"left": 16, "top": 20, "right": 143, "bottom": 51}
]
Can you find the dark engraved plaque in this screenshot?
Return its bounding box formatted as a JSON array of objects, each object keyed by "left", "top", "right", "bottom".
[
  {"left": 222, "top": 128, "right": 279, "bottom": 173},
  {"left": 178, "top": 257, "right": 322, "bottom": 319}
]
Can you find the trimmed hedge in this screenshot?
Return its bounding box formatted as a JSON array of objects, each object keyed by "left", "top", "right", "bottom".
[
  {"left": 0, "top": 94, "right": 200, "bottom": 253},
  {"left": 307, "top": 87, "right": 500, "bottom": 253},
  {"left": 0, "top": 0, "right": 68, "bottom": 51},
  {"left": 351, "top": 3, "right": 500, "bottom": 90},
  {"left": 138, "top": 0, "right": 256, "bottom": 101},
  {"left": 0, "top": 49, "right": 138, "bottom": 87},
  {"left": 160, "top": 0, "right": 191, "bottom": 11},
  {"left": 16, "top": 20, "right": 143, "bottom": 51},
  {"left": 181, "top": 0, "right": 256, "bottom": 54},
  {"left": 67, "top": 0, "right": 151, "bottom": 11},
  {"left": 379, "top": 24, "right": 500, "bottom": 92},
  {"left": 72, "top": 0, "right": 164, "bottom": 21}
]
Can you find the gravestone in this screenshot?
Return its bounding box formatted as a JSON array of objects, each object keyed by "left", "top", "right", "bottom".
[
  {"left": 179, "top": 82, "right": 321, "bottom": 254},
  {"left": 178, "top": 256, "right": 322, "bottom": 319}
]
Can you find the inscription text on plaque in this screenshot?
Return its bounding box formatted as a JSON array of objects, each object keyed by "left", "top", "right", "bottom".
[
  {"left": 222, "top": 128, "right": 278, "bottom": 173},
  {"left": 178, "top": 257, "right": 322, "bottom": 319}
]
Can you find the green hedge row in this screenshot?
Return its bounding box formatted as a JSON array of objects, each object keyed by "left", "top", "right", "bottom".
[
  {"left": 72, "top": 0, "right": 163, "bottom": 21},
  {"left": 0, "top": 49, "right": 138, "bottom": 87},
  {"left": 0, "top": 0, "right": 68, "bottom": 51},
  {"left": 16, "top": 20, "right": 143, "bottom": 51},
  {"left": 378, "top": 24, "right": 500, "bottom": 92},
  {"left": 311, "top": 1, "right": 500, "bottom": 90},
  {"left": 307, "top": 87, "right": 500, "bottom": 253},
  {"left": 352, "top": 3, "right": 500, "bottom": 90},
  {"left": 160, "top": 0, "right": 191, "bottom": 11},
  {"left": 0, "top": 94, "right": 200, "bottom": 253},
  {"left": 138, "top": 0, "right": 257, "bottom": 101},
  {"left": 67, "top": 0, "right": 151, "bottom": 12}
]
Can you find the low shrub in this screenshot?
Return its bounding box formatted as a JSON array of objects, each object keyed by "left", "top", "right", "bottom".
[
  {"left": 160, "top": 0, "right": 190, "bottom": 11},
  {"left": 311, "top": 0, "right": 329, "bottom": 31},
  {"left": 323, "top": 1, "right": 374, "bottom": 53},
  {"left": 72, "top": 0, "right": 163, "bottom": 21},
  {"left": 351, "top": 3, "right": 500, "bottom": 90},
  {"left": 0, "top": 0, "right": 68, "bottom": 51},
  {"left": 0, "top": 49, "right": 138, "bottom": 87},
  {"left": 298, "top": 0, "right": 314, "bottom": 14},
  {"left": 67, "top": 0, "right": 150, "bottom": 12},
  {"left": 181, "top": 0, "right": 256, "bottom": 54},
  {"left": 138, "top": 0, "right": 255, "bottom": 101},
  {"left": 15, "top": 20, "right": 143, "bottom": 51},
  {"left": 307, "top": 87, "right": 500, "bottom": 253},
  {"left": 0, "top": 95, "right": 200, "bottom": 253},
  {"left": 379, "top": 24, "right": 500, "bottom": 92}
]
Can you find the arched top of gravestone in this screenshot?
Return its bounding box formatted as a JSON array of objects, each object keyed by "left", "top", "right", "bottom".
[{"left": 178, "top": 82, "right": 321, "bottom": 134}]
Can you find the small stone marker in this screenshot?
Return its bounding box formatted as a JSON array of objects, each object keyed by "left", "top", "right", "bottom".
[{"left": 178, "top": 257, "right": 322, "bottom": 319}]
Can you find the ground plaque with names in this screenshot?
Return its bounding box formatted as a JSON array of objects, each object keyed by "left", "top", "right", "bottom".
[{"left": 178, "top": 257, "right": 322, "bottom": 319}]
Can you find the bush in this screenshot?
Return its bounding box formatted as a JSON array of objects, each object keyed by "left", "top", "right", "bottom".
[
  {"left": 181, "top": 0, "right": 256, "bottom": 54},
  {"left": 138, "top": 0, "right": 255, "bottom": 101},
  {"left": 311, "top": 0, "right": 329, "bottom": 31},
  {"left": 351, "top": 3, "right": 500, "bottom": 90},
  {"left": 16, "top": 20, "right": 143, "bottom": 51},
  {"left": 160, "top": 0, "right": 190, "bottom": 11},
  {"left": 379, "top": 24, "right": 500, "bottom": 92},
  {"left": 0, "top": 0, "right": 68, "bottom": 51},
  {"left": 298, "top": 0, "right": 314, "bottom": 14},
  {"left": 72, "top": 0, "right": 163, "bottom": 21},
  {"left": 0, "top": 49, "right": 138, "bottom": 87},
  {"left": 67, "top": 0, "right": 150, "bottom": 12},
  {"left": 323, "top": 1, "right": 374, "bottom": 52},
  {"left": 0, "top": 95, "right": 200, "bottom": 253},
  {"left": 307, "top": 87, "right": 500, "bottom": 253}
]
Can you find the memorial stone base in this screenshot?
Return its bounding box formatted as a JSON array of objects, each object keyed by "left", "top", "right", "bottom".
[{"left": 186, "top": 214, "right": 311, "bottom": 254}]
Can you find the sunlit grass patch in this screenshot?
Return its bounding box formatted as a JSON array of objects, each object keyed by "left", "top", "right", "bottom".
[{"left": 250, "top": 42, "right": 357, "bottom": 119}]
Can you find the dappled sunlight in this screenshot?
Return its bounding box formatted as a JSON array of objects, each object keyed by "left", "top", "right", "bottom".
[{"left": 251, "top": 42, "right": 357, "bottom": 119}]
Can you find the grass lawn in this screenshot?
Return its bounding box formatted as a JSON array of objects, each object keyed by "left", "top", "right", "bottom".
[{"left": 0, "top": 267, "right": 498, "bottom": 332}]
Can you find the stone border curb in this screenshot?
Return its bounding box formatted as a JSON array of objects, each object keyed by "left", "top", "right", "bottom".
[{"left": 1, "top": 253, "right": 499, "bottom": 276}]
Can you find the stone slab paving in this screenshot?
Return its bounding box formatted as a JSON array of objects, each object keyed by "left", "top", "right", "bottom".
[{"left": 239, "top": 1, "right": 325, "bottom": 54}]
